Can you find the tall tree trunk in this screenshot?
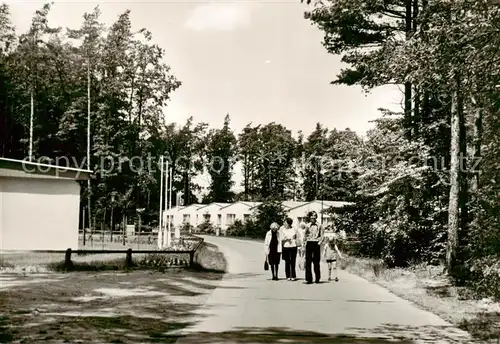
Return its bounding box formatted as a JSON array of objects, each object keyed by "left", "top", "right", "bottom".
[
  {"left": 471, "top": 98, "right": 483, "bottom": 191},
  {"left": 458, "top": 78, "right": 468, "bottom": 238},
  {"left": 446, "top": 73, "right": 461, "bottom": 274}
]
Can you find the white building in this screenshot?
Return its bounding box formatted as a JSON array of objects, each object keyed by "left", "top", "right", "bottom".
[
  {"left": 220, "top": 201, "right": 261, "bottom": 231},
  {"left": 0, "top": 157, "right": 90, "bottom": 251},
  {"left": 196, "top": 202, "right": 230, "bottom": 228},
  {"left": 163, "top": 205, "right": 185, "bottom": 228},
  {"left": 286, "top": 200, "right": 352, "bottom": 226},
  {"left": 166, "top": 203, "right": 203, "bottom": 228},
  {"left": 162, "top": 199, "right": 352, "bottom": 234}
]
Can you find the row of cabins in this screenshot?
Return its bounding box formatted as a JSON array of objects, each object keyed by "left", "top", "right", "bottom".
[{"left": 164, "top": 200, "right": 351, "bottom": 234}]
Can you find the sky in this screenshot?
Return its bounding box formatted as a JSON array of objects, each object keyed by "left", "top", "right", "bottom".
[{"left": 6, "top": 0, "right": 403, "bottom": 194}]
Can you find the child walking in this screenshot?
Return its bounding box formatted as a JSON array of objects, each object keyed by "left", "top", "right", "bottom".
[{"left": 323, "top": 233, "right": 343, "bottom": 282}]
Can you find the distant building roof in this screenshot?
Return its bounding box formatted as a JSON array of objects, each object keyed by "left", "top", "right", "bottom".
[
  {"left": 249, "top": 200, "right": 308, "bottom": 211},
  {"left": 164, "top": 205, "right": 185, "bottom": 213},
  {"left": 221, "top": 201, "right": 262, "bottom": 210},
  {"left": 197, "top": 202, "right": 231, "bottom": 211},
  {"left": 176, "top": 204, "right": 203, "bottom": 211},
  {"left": 282, "top": 201, "right": 308, "bottom": 209},
  {"left": 286, "top": 200, "right": 353, "bottom": 212},
  {"left": 0, "top": 157, "right": 91, "bottom": 181}
]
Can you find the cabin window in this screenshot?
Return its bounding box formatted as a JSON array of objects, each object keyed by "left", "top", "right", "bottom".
[
  {"left": 243, "top": 214, "right": 250, "bottom": 223},
  {"left": 227, "top": 214, "right": 236, "bottom": 225},
  {"left": 183, "top": 214, "right": 190, "bottom": 223}
]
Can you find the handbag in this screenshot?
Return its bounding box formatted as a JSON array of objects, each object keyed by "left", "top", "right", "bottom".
[{"left": 264, "top": 259, "right": 269, "bottom": 271}]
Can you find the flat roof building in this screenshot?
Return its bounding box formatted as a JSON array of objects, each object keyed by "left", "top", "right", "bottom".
[{"left": 0, "top": 157, "right": 90, "bottom": 251}]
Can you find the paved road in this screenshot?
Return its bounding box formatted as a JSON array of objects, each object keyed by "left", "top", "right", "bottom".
[{"left": 176, "top": 236, "right": 474, "bottom": 343}]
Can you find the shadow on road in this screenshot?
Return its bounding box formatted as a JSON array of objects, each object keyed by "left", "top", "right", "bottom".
[
  {"left": 175, "top": 327, "right": 415, "bottom": 343},
  {"left": 175, "top": 324, "right": 475, "bottom": 343}
]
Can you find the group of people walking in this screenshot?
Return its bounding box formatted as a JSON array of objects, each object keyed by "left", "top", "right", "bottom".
[{"left": 264, "top": 211, "right": 344, "bottom": 284}]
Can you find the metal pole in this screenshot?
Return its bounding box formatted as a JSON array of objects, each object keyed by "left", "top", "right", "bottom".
[
  {"left": 102, "top": 211, "right": 105, "bottom": 250},
  {"left": 163, "top": 160, "right": 169, "bottom": 248},
  {"left": 82, "top": 207, "right": 86, "bottom": 246},
  {"left": 138, "top": 213, "right": 141, "bottom": 250},
  {"left": 87, "top": 55, "right": 92, "bottom": 249},
  {"left": 110, "top": 203, "right": 114, "bottom": 242},
  {"left": 321, "top": 198, "right": 324, "bottom": 226},
  {"left": 122, "top": 214, "right": 126, "bottom": 246},
  {"left": 168, "top": 167, "right": 173, "bottom": 245},
  {"left": 158, "top": 156, "right": 164, "bottom": 249},
  {"left": 29, "top": 31, "right": 36, "bottom": 162},
  {"left": 29, "top": 89, "right": 33, "bottom": 161}
]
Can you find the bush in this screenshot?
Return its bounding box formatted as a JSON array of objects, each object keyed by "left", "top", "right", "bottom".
[
  {"left": 226, "top": 219, "right": 246, "bottom": 236},
  {"left": 197, "top": 221, "right": 215, "bottom": 234},
  {"left": 180, "top": 222, "right": 194, "bottom": 234}
]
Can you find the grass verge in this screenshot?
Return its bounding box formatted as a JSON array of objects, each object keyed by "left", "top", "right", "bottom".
[{"left": 340, "top": 255, "right": 500, "bottom": 342}]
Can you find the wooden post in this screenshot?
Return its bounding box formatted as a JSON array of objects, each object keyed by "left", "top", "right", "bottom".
[
  {"left": 126, "top": 248, "right": 132, "bottom": 266},
  {"left": 64, "top": 248, "right": 73, "bottom": 269}
]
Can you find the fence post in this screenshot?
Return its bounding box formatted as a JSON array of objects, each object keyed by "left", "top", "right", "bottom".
[
  {"left": 126, "top": 248, "right": 132, "bottom": 266},
  {"left": 64, "top": 248, "right": 73, "bottom": 268}
]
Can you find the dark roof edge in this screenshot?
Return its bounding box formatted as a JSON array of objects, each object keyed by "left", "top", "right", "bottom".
[{"left": 0, "top": 157, "right": 92, "bottom": 180}]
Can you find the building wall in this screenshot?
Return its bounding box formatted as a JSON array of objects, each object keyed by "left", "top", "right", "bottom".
[
  {"left": 220, "top": 202, "right": 255, "bottom": 230},
  {"left": 165, "top": 205, "right": 202, "bottom": 229},
  {"left": 0, "top": 177, "right": 80, "bottom": 250},
  {"left": 197, "top": 204, "right": 224, "bottom": 227},
  {"left": 163, "top": 207, "right": 183, "bottom": 228}
]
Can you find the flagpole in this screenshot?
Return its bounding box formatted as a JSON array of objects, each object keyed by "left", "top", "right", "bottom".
[
  {"left": 86, "top": 55, "right": 92, "bottom": 246},
  {"left": 163, "top": 160, "right": 169, "bottom": 248},
  {"left": 158, "top": 156, "right": 164, "bottom": 249},
  {"left": 28, "top": 31, "right": 36, "bottom": 162},
  {"left": 29, "top": 90, "right": 33, "bottom": 161},
  {"left": 168, "top": 167, "right": 173, "bottom": 245}
]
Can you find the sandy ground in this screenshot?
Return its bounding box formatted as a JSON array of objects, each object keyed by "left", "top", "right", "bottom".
[{"left": 0, "top": 268, "right": 223, "bottom": 343}]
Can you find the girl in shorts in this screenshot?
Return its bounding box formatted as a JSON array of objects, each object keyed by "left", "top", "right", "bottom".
[{"left": 323, "top": 233, "right": 343, "bottom": 282}]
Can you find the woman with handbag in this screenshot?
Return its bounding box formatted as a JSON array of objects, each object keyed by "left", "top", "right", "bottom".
[{"left": 264, "top": 222, "right": 282, "bottom": 280}]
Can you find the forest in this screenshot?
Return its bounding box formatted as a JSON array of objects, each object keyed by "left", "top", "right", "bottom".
[{"left": 0, "top": 1, "right": 499, "bottom": 298}]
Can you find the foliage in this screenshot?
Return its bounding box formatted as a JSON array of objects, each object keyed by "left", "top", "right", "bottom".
[
  {"left": 226, "top": 219, "right": 247, "bottom": 237},
  {"left": 304, "top": 0, "right": 500, "bottom": 293},
  {"left": 197, "top": 220, "right": 214, "bottom": 235},
  {"left": 252, "top": 200, "right": 287, "bottom": 237},
  {"left": 205, "top": 114, "right": 237, "bottom": 203},
  {"left": 180, "top": 222, "right": 194, "bottom": 234}
]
